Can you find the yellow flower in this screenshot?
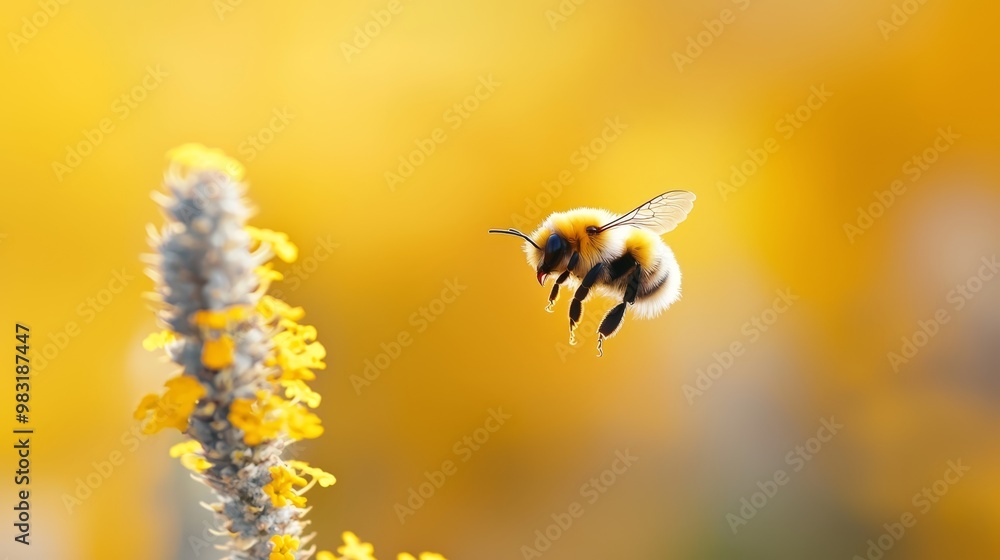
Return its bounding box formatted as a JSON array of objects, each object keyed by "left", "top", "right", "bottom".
[
  {"left": 268, "top": 535, "right": 299, "bottom": 560},
  {"left": 193, "top": 306, "right": 250, "bottom": 329},
  {"left": 190, "top": 306, "right": 249, "bottom": 370},
  {"left": 263, "top": 465, "right": 308, "bottom": 508},
  {"left": 256, "top": 263, "right": 284, "bottom": 283},
  {"left": 283, "top": 402, "right": 324, "bottom": 441},
  {"left": 270, "top": 325, "right": 326, "bottom": 375},
  {"left": 316, "top": 553, "right": 336, "bottom": 560},
  {"left": 142, "top": 330, "right": 176, "bottom": 351},
  {"left": 257, "top": 295, "right": 305, "bottom": 323},
  {"left": 180, "top": 454, "right": 213, "bottom": 472},
  {"left": 201, "top": 335, "right": 235, "bottom": 370},
  {"left": 134, "top": 375, "right": 205, "bottom": 434},
  {"left": 399, "top": 554, "right": 447, "bottom": 560},
  {"left": 247, "top": 226, "right": 299, "bottom": 263},
  {"left": 229, "top": 392, "right": 323, "bottom": 445},
  {"left": 287, "top": 460, "right": 336, "bottom": 488},
  {"left": 281, "top": 379, "right": 322, "bottom": 408},
  {"left": 228, "top": 393, "right": 283, "bottom": 446},
  {"left": 168, "top": 440, "right": 203, "bottom": 457},
  {"left": 168, "top": 440, "right": 213, "bottom": 472},
  {"left": 167, "top": 143, "right": 245, "bottom": 180},
  {"left": 338, "top": 532, "right": 376, "bottom": 560}
]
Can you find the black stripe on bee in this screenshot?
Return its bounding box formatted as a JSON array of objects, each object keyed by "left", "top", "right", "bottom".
[
  {"left": 639, "top": 271, "right": 669, "bottom": 299},
  {"left": 606, "top": 253, "right": 638, "bottom": 281}
]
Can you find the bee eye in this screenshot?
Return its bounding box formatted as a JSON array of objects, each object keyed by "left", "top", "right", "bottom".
[
  {"left": 544, "top": 234, "right": 565, "bottom": 255},
  {"left": 541, "top": 234, "right": 567, "bottom": 271}
]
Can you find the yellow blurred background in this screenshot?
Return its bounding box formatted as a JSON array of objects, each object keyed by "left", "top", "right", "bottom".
[{"left": 2, "top": 0, "right": 999, "bottom": 558}]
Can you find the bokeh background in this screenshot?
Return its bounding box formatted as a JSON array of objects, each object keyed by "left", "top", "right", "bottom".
[{"left": 2, "top": 0, "right": 999, "bottom": 559}]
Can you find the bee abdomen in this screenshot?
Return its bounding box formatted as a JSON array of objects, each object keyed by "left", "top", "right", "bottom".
[
  {"left": 631, "top": 249, "right": 682, "bottom": 319},
  {"left": 638, "top": 266, "right": 670, "bottom": 299}
]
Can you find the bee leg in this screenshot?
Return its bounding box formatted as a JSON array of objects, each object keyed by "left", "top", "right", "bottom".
[
  {"left": 596, "top": 265, "right": 641, "bottom": 357},
  {"left": 596, "top": 304, "right": 626, "bottom": 357},
  {"left": 569, "top": 261, "right": 604, "bottom": 345},
  {"left": 546, "top": 272, "right": 570, "bottom": 313},
  {"left": 546, "top": 253, "right": 579, "bottom": 313}
]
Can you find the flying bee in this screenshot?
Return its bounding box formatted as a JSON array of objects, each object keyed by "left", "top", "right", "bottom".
[{"left": 489, "top": 191, "right": 696, "bottom": 356}]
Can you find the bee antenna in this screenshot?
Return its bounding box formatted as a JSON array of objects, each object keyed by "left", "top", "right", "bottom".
[{"left": 488, "top": 228, "right": 541, "bottom": 250}]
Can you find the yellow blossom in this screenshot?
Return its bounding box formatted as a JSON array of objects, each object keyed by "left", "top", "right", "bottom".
[
  {"left": 399, "top": 554, "right": 447, "bottom": 560},
  {"left": 271, "top": 327, "right": 327, "bottom": 373},
  {"left": 169, "top": 440, "right": 212, "bottom": 472},
  {"left": 263, "top": 465, "right": 308, "bottom": 508},
  {"left": 275, "top": 366, "right": 316, "bottom": 382},
  {"left": 229, "top": 392, "right": 323, "bottom": 445},
  {"left": 265, "top": 315, "right": 325, "bottom": 388},
  {"left": 247, "top": 226, "right": 299, "bottom": 263},
  {"left": 268, "top": 535, "right": 299, "bottom": 560},
  {"left": 168, "top": 440, "right": 203, "bottom": 457},
  {"left": 190, "top": 306, "right": 249, "bottom": 370},
  {"left": 228, "top": 394, "right": 283, "bottom": 446},
  {"left": 167, "top": 143, "right": 245, "bottom": 180},
  {"left": 257, "top": 295, "right": 305, "bottom": 323},
  {"left": 193, "top": 310, "right": 228, "bottom": 330},
  {"left": 134, "top": 375, "right": 205, "bottom": 434},
  {"left": 317, "top": 553, "right": 336, "bottom": 560},
  {"left": 202, "top": 335, "right": 235, "bottom": 369},
  {"left": 338, "top": 532, "right": 376, "bottom": 560},
  {"left": 287, "top": 460, "right": 336, "bottom": 488},
  {"left": 180, "top": 454, "right": 213, "bottom": 472},
  {"left": 193, "top": 306, "right": 250, "bottom": 329},
  {"left": 142, "top": 330, "right": 176, "bottom": 351},
  {"left": 281, "top": 379, "right": 322, "bottom": 408},
  {"left": 256, "top": 263, "right": 284, "bottom": 283},
  {"left": 283, "top": 402, "right": 324, "bottom": 440}
]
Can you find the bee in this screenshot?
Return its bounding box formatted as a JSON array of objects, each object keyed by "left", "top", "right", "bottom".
[{"left": 489, "top": 191, "right": 696, "bottom": 356}]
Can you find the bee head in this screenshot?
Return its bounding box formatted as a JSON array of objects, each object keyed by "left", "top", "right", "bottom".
[
  {"left": 537, "top": 233, "right": 569, "bottom": 285},
  {"left": 487, "top": 227, "right": 567, "bottom": 285}
]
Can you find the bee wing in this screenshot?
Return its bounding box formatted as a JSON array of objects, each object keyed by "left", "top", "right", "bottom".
[{"left": 597, "top": 190, "right": 696, "bottom": 235}]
